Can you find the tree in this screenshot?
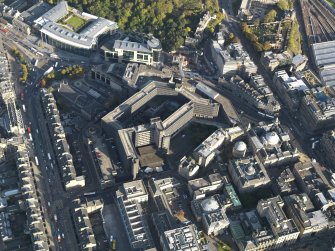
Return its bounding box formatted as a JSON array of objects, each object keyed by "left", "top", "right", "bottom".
[
  {"left": 60, "top": 69, "right": 67, "bottom": 75},
  {"left": 277, "top": 0, "right": 291, "bottom": 11},
  {"left": 253, "top": 18, "right": 261, "bottom": 27},
  {"left": 40, "top": 79, "right": 46, "bottom": 87},
  {"left": 262, "top": 42, "right": 272, "bottom": 51},
  {"left": 263, "top": 9, "right": 277, "bottom": 23}
]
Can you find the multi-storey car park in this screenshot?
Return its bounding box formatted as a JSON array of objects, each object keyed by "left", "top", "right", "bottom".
[
  {"left": 33, "top": 1, "right": 118, "bottom": 54},
  {"left": 101, "top": 80, "right": 241, "bottom": 179}
]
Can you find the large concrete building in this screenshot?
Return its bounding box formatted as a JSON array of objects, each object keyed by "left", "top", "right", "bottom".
[
  {"left": 257, "top": 196, "right": 300, "bottom": 248},
  {"left": 34, "top": 1, "right": 118, "bottom": 54},
  {"left": 100, "top": 34, "right": 162, "bottom": 66},
  {"left": 228, "top": 155, "right": 270, "bottom": 193},
  {"left": 101, "top": 81, "right": 220, "bottom": 179}
]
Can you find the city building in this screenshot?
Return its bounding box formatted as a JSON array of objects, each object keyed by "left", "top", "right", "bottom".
[
  {"left": 211, "top": 42, "right": 257, "bottom": 77},
  {"left": 257, "top": 196, "right": 300, "bottom": 248},
  {"left": 236, "top": 210, "right": 276, "bottom": 251},
  {"left": 40, "top": 90, "right": 85, "bottom": 190},
  {"left": 228, "top": 155, "right": 270, "bottom": 193},
  {"left": 116, "top": 180, "right": 155, "bottom": 250},
  {"left": 0, "top": 54, "right": 24, "bottom": 135},
  {"left": 102, "top": 81, "right": 220, "bottom": 179},
  {"left": 248, "top": 121, "right": 299, "bottom": 167},
  {"left": 311, "top": 41, "right": 335, "bottom": 86},
  {"left": 273, "top": 70, "right": 309, "bottom": 112},
  {"left": 260, "top": 51, "right": 292, "bottom": 72},
  {"left": 320, "top": 129, "right": 335, "bottom": 170},
  {"left": 273, "top": 168, "right": 299, "bottom": 196},
  {"left": 283, "top": 193, "right": 329, "bottom": 238},
  {"left": 160, "top": 224, "right": 202, "bottom": 251},
  {"left": 16, "top": 145, "right": 49, "bottom": 251},
  {"left": 299, "top": 86, "right": 335, "bottom": 131},
  {"left": 12, "top": 17, "right": 31, "bottom": 35},
  {"left": 91, "top": 62, "right": 172, "bottom": 96},
  {"left": 191, "top": 194, "right": 230, "bottom": 235},
  {"left": 100, "top": 33, "right": 162, "bottom": 65},
  {"left": 148, "top": 177, "right": 191, "bottom": 225},
  {"left": 291, "top": 54, "right": 308, "bottom": 72},
  {"left": 292, "top": 160, "right": 334, "bottom": 209},
  {"left": 34, "top": 1, "right": 118, "bottom": 54},
  {"left": 188, "top": 173, "right": 229, "bottom": 199},
  {"left": 193, "top": 126, "right": 244, "bottom": 167},
  {"left": 71, "top": 198, "right": 104, "bottom": 250},
  {"left": 178, "top": 156, "right": 199, "bottom": 180},
  {"left": 220, "top": 75, "right": 280, "bottom": 114}
]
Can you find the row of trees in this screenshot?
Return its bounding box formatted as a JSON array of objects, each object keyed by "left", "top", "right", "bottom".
[
  {"left": 12, "top": 48, "right": 29, "bottom": 83},
  {"left": 40, "top": 65, "right": 85, "bottom": 87},
  {"left": 46, "top": 0, "right": 223, "bottom": 51}
]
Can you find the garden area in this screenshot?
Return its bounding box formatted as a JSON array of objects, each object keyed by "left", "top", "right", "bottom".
[
  {"left": 65, "top": 14, "right": 86, "bottom": 31},
  {"left": 40, "top": 65, "right": 85, "bottom": 88}
]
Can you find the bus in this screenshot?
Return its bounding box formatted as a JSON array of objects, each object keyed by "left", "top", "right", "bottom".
[
  {"left": 112, "top": 240, "right": 116, "bottom": 251},
  {"left": 34, "top": 156, "right": 39, "bottom": 166},
  {"left": 22, "top": 104, "right": 26, "bottom": 112},
  {"left": 47, "top": 153, "right": 51, "bottom": 160}
]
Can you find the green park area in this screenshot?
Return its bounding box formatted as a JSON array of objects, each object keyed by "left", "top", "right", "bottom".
[{"left": 64, "top": 15, "right": 86, "bottom": 31}]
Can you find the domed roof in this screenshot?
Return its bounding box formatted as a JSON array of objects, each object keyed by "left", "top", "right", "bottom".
[
  {"left": 234, "top": 141, "right": 247, "bottom": 152},
  {"left": 265, "top": 131, "right": 280, "bottom": 145},
  {"left": 201, "top": 198, "right": 219, "bottom": 212},
  {"left": 245, "top": 165, "right": 256, "bottom": 176}
]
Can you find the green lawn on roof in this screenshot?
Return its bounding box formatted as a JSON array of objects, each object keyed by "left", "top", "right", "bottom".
[{"left": 66, "top": 15, "right": 86, "bottom": 31}]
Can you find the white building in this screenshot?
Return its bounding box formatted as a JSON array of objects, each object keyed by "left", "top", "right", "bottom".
[
  {"left": 101, "top": 35, "right": 162, "bottom": 66},
  {"left": 193, "top": 126, "right": 244, "bottom": 167},
  {"left": 35, "top": 1, "right": 118, "bottom": 55},
  {"left": 210, "top": 42, "right": 257, "bottom": 77}
]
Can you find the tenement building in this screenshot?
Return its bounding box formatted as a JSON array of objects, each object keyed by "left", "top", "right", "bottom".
[{"left": 257, "top": 196, "right": 300, "bottom": 248}]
